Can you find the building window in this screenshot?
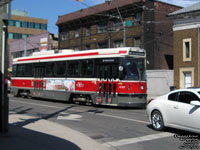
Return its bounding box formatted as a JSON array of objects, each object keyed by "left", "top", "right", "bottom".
[
  {"left": 8, "top": 33, "right": 13, "bottom": 39},
  {"left": 41, "top": 24, "right": 47, "bottom": 30},
  {"left": 85, "top": 26, "right": 91, "bottom": 36},
  {"left": 60, "top": 32, "right": 69, "bottom": 41},
  {"left": 113, "top": 19, "right": 122, "bottom": 31},
  {"left": 85, "top": 44, "right": 90, "bottom": 50},
  {"left": 22, "top": 34, "right": 28, "bottom": 39},
  {"left": 74, "top": 47, "right": 79, "bottom": 51},
  {"left": 98, "top": 42, "right": 107, "bottom": 48},
  {"left": 135, "top": 12, "right": 142, "bottom": 26},
  {"left": 15, "top": 33, "right": 21, "bottom": 39},
  {"left": 179, "top": 67, "right": 194, "bottom": 89},
  {"left": 35, "top": 23, "right": 40, "bottom": 29},
  {"left": 28, "top": 22, "right": 34, "bottom": 28},
  {"left": 15, "top": 21, "right": 21, "bottom": 27},
  {"left": 74, "top": 29, "right": 80, "bottom": 38},
  {"left": 97, "top": 22, "right": 108, "bottom": 33},
  {"left": 114, "top": 40, "right": 123, "bottom": 48},
  {"left": 183, "top": 38, "right": 191, "bottom": 61},
  {"left": 184, "top": 72, "right": 192, "bottom": 88},
  {"left": 12, "top": 51, "right": 24, "bottom": 59},
  {"left": 22, "top": 21, "right": 28, "bottom": 28},
  {"left": 133, "top": 37, "right": 141, "bottom": 47},
  {"left": 8, "top": 20, "right": 15, "bottom": 26}
]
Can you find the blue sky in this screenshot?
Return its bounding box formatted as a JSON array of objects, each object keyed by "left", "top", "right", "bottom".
[{"left": 12, "top": 0, "right": 199, "bottom": 34}]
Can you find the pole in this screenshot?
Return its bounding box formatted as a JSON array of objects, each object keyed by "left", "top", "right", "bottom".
[
  {"left": 1, "top": 25, "right": 6, "bottom": 133},
  {"left": 123, "top": 22, "right": 126, "bottom": 47},
  {"left": 24, "top": 37, "right": 27, "bottom": 56},
  {"left": 116, "top": 6, "right": 126, "bottom": 47},
  {"left": 106, "top": 0, "right": 126, "bottom": 47}
]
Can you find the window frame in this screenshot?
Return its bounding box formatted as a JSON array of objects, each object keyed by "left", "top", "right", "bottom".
[
  {"left": 133, "top": 36, "right": 141, "bottom": 47},
  {"left": 55, "top": 61, "right": 67, "bottom": 77},
  {"left": 177, "top": 91, "right": 200, "bottom": 104},
  {"left": 80, "top": 60, "right": 94, "bottom": 77},
  {"left": 45, "top": 62, "right": 55, "bottom": 77},
  {"left": 168, "top": 92, "right": 178, "bottom": 101},
  {"left": 97, "top": 22, "right": 108, "bottom": 33},
  {"left": 67, "top": 61, "right": 80, "bottom": 77},
  {"left": 183, "top": 38, "right": 192, "bottom": 62},
  {"left": 24, "top": 63, "right": 33, "bottom": 77},
  {"left": 74, "top": 28, "right": 80, "bottom": 38}
]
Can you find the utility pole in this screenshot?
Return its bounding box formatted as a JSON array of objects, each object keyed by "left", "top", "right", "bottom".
[
  {"left": 0, "top": 0, "right": 10, "bottom": 135},
  {"left": 24, "top": 37, "right": 27, "bottom": 56},
  {"left": 105, "top": 0, "right": 126, "bottom": 47}
]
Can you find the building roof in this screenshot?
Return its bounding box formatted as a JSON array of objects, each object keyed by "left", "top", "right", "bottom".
[
  {"left": 56, "top": 0, "right": 144, "bottom": 25},
  {"left": 169, "top": 2, "right": 200, "bottom": 16}
]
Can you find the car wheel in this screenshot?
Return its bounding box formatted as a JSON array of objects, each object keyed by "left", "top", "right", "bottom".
[{"left": 151, "top": 110, "right": 165, "bottom": 131}]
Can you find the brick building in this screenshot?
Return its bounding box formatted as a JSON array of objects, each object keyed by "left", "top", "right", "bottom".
[
  {"left": 8, "top": 10, "right": 48, "bottom": 43},
  {"left": 56, "top": 0, "right": 181, "bottom": 70},
  {"left": 169, "top": 2, "right": 200, "bottom": 89}
]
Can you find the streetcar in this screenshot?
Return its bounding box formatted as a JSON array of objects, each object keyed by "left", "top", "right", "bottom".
[{"left": 11, "top": 47, "right": 147, "bottom": 107}]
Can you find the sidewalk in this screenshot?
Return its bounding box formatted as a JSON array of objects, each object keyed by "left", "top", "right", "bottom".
[{"left": 0, "top": 112, "right": 109, "bottom": 150}]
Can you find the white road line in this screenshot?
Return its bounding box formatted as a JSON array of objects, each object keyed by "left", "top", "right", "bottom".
[
  {"left": 10, "top": 100, "right": 149, "bottom": 124},
  {"left": 104, "top": 132, "right": 174, "bottom": 147},
  {"left": 97, "top": 113, "right": 149, "bottom": 124}
]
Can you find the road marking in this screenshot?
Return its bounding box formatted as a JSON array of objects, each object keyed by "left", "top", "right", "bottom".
[
  {"left": 11, "top": 99, "right": 149, "bottom": 124},
  {"left": 97, "top": 113, "right": 149, "bottom": 124},
  {"left": 104, "top": 132, "right": 174, "bottom": 147}
]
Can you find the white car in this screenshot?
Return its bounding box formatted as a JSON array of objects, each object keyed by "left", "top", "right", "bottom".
[{"left": 146, "top": 89, "right": 200, "bottom": 134}]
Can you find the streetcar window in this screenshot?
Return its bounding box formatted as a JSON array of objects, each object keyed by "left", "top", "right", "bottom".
[
  {"left": 17, "top": 64, "right": 25, "bottom": 77},
  {"left": 45, "top": 62, "right": 55, "bottom": 77},
  {"left": 122, "top": 58, "right": 146, "bottom": 81},
  {"left": 81, "top": 60, "right": 94, "bottom": 77},
  {"left": 12, "top": 64, "right": 17, "bottom": 77},
  {"left": 56, "top": 61, "right": 66, "bottom": 77},
  {"left": 67, "top": 61, "right": 80, "bottom": 76},
  {"left": 24, "top": 64, "right": 33, "bottom": 77}
]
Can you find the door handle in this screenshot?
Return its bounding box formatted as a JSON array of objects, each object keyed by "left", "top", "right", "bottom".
[{"left": 174, "top": 105, "right": 179, "bottom": 109}]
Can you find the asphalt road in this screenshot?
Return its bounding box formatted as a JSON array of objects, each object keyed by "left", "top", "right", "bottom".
[{"left": 9, "top": 94, "right": 199, "bottom": 150}]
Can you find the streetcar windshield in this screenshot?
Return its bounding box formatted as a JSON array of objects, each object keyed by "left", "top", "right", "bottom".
[{"left": 122, "top": 57, "right": 146, "bottom": 81}]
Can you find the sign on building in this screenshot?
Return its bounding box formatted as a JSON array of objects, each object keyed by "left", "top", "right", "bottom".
[{"left": 40, "top": 37, "right": 48, "bottom": 51}]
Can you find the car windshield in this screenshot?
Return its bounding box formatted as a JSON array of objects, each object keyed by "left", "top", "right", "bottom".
[{"left": 122, "top": 57, "right": 146, "bottom": 81}]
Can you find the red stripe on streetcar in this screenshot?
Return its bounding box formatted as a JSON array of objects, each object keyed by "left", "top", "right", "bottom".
[
  {"left": 17, "top": 52, "right": 99, "bottom": 62},
  {"left": 119, "top": 50, "right": 127, "bottom": 54},
  {"left": 17, "top": 50, "right": 127, "bottom": 62}
]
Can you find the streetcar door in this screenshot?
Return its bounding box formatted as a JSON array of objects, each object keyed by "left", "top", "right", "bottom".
[
  {"left": 33, "top": 64, "right": 44, "bottom": 96},
  {"left": 97, "top": 64, "right": 118, "bottom": 105}
]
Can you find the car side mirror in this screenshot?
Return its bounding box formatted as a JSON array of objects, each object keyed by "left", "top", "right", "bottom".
[{"left": 190, "top": 101, "right": 200, "bottom": 106}]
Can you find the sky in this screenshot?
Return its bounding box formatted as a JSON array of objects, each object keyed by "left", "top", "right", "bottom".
[{"left": 12, "top": 0, "right": 200, "bottom": 34}]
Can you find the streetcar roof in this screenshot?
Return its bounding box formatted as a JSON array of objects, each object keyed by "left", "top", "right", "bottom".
[{"left": 13, "top": 47, "right": 145, "bottom": 64}]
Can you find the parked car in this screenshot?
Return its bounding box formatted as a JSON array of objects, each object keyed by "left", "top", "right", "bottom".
[{"left": 146, "top": 89, "right": 200, "bottom": 134}]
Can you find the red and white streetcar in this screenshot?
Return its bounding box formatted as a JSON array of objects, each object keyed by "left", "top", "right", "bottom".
[{"left": 11, "top": 47, "right": 147, "bottom": 107}]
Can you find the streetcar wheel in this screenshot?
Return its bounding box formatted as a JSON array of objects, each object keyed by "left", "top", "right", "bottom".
[{"left": 151, "top": 110, "right": 165, "bottom": 131}]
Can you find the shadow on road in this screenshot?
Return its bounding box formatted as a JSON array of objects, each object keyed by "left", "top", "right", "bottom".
[{"left": 0, "top": 106, "right": 82, "bottom": 150}]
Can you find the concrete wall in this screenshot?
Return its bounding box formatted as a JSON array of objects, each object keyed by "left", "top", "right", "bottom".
[{"left": 147, "top": 70, "right": 174, "bottom": 97}]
